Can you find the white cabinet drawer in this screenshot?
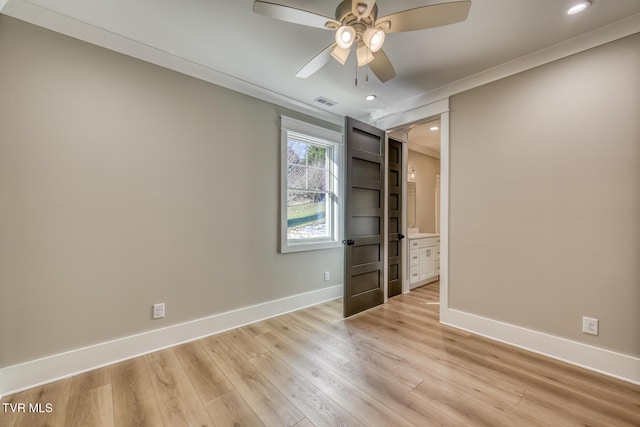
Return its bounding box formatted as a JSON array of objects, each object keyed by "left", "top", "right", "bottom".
[
  {"left": 410, "top": 266, "right": 420, "bottom": 283},
  {"left": 410, "top": 249, "right": 419, "bottom": 266},
  {"left": 419, "top": 237, "right": 438, "bottom": 248},
  {"left": 409, "top": 239, "right": 420, "bottom": 249}
]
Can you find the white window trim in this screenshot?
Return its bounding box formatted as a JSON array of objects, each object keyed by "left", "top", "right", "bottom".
[{"left": 280, "top": 116, "right": 343, "bottom": 253}]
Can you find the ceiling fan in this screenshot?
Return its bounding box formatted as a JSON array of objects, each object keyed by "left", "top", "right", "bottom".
[{"left": 253, "top": 0, "right": 471, "bottom": 82}]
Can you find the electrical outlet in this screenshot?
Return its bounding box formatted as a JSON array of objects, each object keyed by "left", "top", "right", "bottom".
[
  {"left": 582, "top": 316, "right": 598, "bottom": 335},
  {"left": 153, "top": 303, "right": 165, "bottom": 319},
  {"left": 324, "top": 271, "right": 330, "bottom": 281}
]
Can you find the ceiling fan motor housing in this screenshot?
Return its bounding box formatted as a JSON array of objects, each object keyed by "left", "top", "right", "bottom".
[{"left": 335, "top": 0, "right": 378, "bottom": 28}]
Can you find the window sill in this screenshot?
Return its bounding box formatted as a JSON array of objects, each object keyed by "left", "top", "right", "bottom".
[{"left": 281, "top": 240, "right": 342, "bottom": 254}]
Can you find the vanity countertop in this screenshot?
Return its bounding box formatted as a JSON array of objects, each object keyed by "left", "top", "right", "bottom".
[{"left": 408, "top": 233, "right": 440, "bottom": 239}]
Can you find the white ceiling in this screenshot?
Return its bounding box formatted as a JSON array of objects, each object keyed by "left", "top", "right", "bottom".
[
  {"left": 2, "top": 0, "right": 640, "bottom": 124},
  {"left": 409, "top": 118, "right": 441, "bottom": 156}
]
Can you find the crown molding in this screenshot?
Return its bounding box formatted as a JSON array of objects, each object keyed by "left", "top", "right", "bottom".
[
  {"left": 373, "top": 12, "right": 640, "bottom": 129},
  {"left": 0, "top": 0, "right": 344, "bottom": 126},
  {"left": 3, "top": 1, "right": 638, "bottom": 130}
]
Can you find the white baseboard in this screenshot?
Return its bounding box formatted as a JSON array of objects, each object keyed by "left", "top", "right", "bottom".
[
  {"left": 0, "top": 284, "right": 343, "bottom": 398},
  {"left": 441, "top": 307, "right": 640, "bottom": 385}
]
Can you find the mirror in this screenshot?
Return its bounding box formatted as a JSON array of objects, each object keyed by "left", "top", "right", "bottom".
[{"left": 407, "top": 181, "right": 416, "bottom": 228}]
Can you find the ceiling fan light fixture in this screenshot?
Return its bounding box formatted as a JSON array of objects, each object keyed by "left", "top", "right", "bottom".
[
  {"left": 330, "top": 44, "right": 350, "bottom": 65},
  {"left": 253, "top": 0, "right": 473, "bottom": 82},
  {"left": 363, "top": 28, "right": 385, "bottom": 52},
  {"left": 335, "top": 25, "right": 356, "bottom": 48},
  {"left": 567, "top": 1, "right": 591, "bottom": 15},
  {"left": 356, "top": 41, "right": 374, "bottom": 66}
]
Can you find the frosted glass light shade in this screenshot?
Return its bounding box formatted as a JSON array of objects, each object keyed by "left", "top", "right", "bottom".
[
  {"left": 331, "top": 44, "right": 350, "bottom": 65},
  {"left": 356, "top": 42, "right": 374, "bottom": 66},
  {"left": 363, "top": 28, "right": 385, "bottom": 52},
  {"left": 335, "top": 26, "right": 355, "bottom": 49}
]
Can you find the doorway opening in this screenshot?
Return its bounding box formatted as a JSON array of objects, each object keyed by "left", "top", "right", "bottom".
[{"left": 388, "top": 114, "right": 443, "bottom": 297}]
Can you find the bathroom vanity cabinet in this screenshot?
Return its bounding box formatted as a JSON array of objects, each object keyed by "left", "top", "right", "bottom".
[{"left": 408, "top": 234, "right": 440, "bottom": 288}]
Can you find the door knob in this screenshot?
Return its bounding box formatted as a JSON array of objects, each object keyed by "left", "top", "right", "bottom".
[
  {"left": 398, "top": 233, "right": 405, "bottom": 240},
  {"left": 342, "top": 239, "right": 356, "bottom": 246}
]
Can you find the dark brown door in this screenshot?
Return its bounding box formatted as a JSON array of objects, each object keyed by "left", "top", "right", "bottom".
[
  {"left": 343, "top": 116, "right": 385, "bottom": 317},
  {"left": 388, "top": 138, "right": 404, "bottom": 298}
]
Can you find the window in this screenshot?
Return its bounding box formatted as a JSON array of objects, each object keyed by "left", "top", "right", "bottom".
[{"left": 281, "top": 116, "right": 342, "bottom": 253}]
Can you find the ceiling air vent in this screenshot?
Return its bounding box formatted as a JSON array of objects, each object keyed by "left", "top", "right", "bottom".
[{"left": 314, "top": 96, "right": 337, "bottom": 107}]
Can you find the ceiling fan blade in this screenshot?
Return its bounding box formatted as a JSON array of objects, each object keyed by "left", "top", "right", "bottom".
[
  {"left": 296, "top": 43, "right": 335, "bottom": 78},
  {"left": 253, "top": 1, "right": 338, "bottom": 29},
  {"left": 376, "top": 0, "right": 471, "bottom": 33},
  {"left": 369, "top": 49, "right": 396, "bottom": 82}
]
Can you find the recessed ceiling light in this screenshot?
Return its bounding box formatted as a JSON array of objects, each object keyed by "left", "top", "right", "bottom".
[
  {"left": 430, "top": 126, "right": 440, "bottom": 131},
  {"left": 365, "top": 94, "right": 376, "bottom": 101},
  {"left": 567, "top": 1, "right": 591, "bottom": 15}
]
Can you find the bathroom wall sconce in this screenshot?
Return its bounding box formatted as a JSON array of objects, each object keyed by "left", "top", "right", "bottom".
[{"left": 409, "top": 167, "right": 416, "bottom": 180}]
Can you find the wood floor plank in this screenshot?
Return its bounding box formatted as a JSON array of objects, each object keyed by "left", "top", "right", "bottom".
[
  {"left": 480, "top": 346, "right": 640, "bottom": 426},
  {"left": 515, "top": 388, "right": 640, "bottom": 427},
  {"left": 292, "top": 418, "right": 315, "bottom": 427},
  {"left": 238, "top": 321, "right": 271, "bottom": 337},
  {"left": 201, "top": 333, "right": 304, "bottom": 427},
  {"left": 250, "top": 351, "right": 365, "bottom": 427},
  {"left": 286, "top": 310, "right": 425, "bottom": 391},
  {"left": 65, "top": 384, "right": 114, "bottom": 427},
  {"left": 65, "top": 368, "right": 114, "bottom": 427},
  {"left": 364, "top": 313, "right": 527, "bottom": 399},
  {"left": 69, "top": 367, "right": 111, "bottom": 396},
  {"left": 13, "top": 378, "right": 72, "bottom": 427},
  {"left": 470, "top": 332, "right": 640, "bottom": 410},
  {"left": 218, "top": 328, "right": 270, "bottom": 360},
  {"left": 410, "top": 376, "right": 526, "bottom": 427},
  {"left": 253, "top": 329, "right": 414, "bottom": 427},
  {"left": 0, "top": 389, "right": 29, "bottom": 427},
  {"left": 111, "top": 358, "right": 165, "bottom": 427},
  {"left": 262, "top": 316, "right": 349, "bottom": 369},
  {"left": 333, "top": 358, "right": 467, "bottom": 426},
  {"left": 348, "top": 312, "right": 527, "bottom": 406},
  {"left": 173, "top": 340, "right": 233, "bottom": 403},
  {"left": 144, "top": 348, "right": 213, "bottom": 426},
  {"left": 205, "top": 390, "right": 265, "bottom": 427}
]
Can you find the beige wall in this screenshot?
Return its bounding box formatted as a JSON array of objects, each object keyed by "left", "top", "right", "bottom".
[
  {"left": 0, "top": 16, "right": 343, "bottom": 367},
  {"left": 449, "top": 33, "right": 640, "bottom": 356},
  {"left": 407, "top": 150, "right": 440, "bottom": 233}
]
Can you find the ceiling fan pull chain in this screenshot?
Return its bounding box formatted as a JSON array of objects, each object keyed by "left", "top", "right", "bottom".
[{"left": 355, "top": 56, "right": 358, "bottom": 86}]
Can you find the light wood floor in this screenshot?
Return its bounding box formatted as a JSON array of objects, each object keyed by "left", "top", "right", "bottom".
[{"left": 2, "top": 283, "right": 639, "bottom": 426}]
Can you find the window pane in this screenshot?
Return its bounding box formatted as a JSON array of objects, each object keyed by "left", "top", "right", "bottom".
[
  {"left": 306, "top": 145, "right": 328, "bottom": 169},
  {"left": 307, "top": 167, "right": 327, "bottom": 191},
  {"left": 287, "top": 140, "right": 308, "bottom": 165},
  {"left": 287, "top": 165, "right": 306, "bottom": 189},
  {"left": 287, "top": 191, "right": 329, "bottom": 239}
]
